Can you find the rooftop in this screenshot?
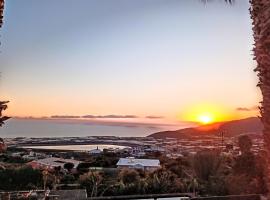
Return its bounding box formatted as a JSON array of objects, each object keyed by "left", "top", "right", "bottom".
[
  {"left": 29, "top": 157, "right": 81, "bottom": 168},
  {"left": 117, "top": 158, "right": 160, "bottom": 167}
]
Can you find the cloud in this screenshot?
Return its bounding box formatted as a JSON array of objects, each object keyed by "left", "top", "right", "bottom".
[
  {"left": 80, "top": 115, "right": 95, "bottom": 118},
  {"left": 51, "top": 115, "right": 80, "bottom": 119},
  {"left": 236, "top": 107, "right": 250, "bottom": 111},
  {"left": 81, "top": 115, "right": 138, "bottom": 119},
  {"left": 145, "top": 115, "right": 164, "bottom": 119},
  {"left": 236, "top": 106, "right": 258, "bottom": 112},
  {"left": 50, "top": 114, "right": 164, "bottom": 119}
]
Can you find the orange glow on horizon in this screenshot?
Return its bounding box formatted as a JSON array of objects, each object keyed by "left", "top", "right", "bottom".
[{"left": 179, "top": 103, "right": 235, "bottom": 124}]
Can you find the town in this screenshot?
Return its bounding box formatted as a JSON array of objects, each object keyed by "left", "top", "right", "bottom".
[
  {"left": 4, "top": 133, "right": 264, "bottom": 159},
  {"left": 0, "top": 132, "right": 265, "bottom": 199}
]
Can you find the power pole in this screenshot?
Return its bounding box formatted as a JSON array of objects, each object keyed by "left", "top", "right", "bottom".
[{"left": 220, "top": 130, "right": 226, "bottom": 151}]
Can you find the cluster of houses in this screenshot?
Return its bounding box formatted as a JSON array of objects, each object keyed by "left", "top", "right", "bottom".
[
  {"left": 131, "top": 145, "right": 165, "bottom": 157},
  {"left": 9, "top": 133, "right": 264, "bottom": 174},
  {"left": 26, "top": 156, "right": 160, "bottom": 172},
  {"left": 13, "top": 145, "right": 162, "bottom": 172}
]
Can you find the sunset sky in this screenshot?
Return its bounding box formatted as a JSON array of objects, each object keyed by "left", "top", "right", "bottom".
[{"left": 0, "top": 0, "right": 261, "bottom": 124}]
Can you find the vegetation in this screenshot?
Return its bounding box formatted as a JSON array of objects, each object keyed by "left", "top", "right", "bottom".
[
  {"left": 64, "top": 162, "right": 75, "bottom": 172},
  {"left": 61, "top": 174, "right": 76, "bottom": 184},
  {"left": 226, "top": 135, "right": 266, "bottom": 195},
  {"left": 0, "top": 0, "right": 3, "bottom": 28},
  {"left": 75, "top": 136, "right": 266, "bottom": 197},
  {"left": 79, "top": 171, "right": 106, "bottom": 197},
  {"left": 0, "top": 134, "right": 266, "bottom": 198},
  {"left": 0, "top": 167, "right": 43, "bottom": 190},
  {"left": 0, "top": 101, "right": 9, "bottom": 127},
  {"left": 248, "top": 0, "right": 270, "bottom": 196},
  {"left": 0, "top": 101, "right": 9, "bottom": 153},
  {"left": 0, "top": 154, "right": 27, "bottom": 163}
]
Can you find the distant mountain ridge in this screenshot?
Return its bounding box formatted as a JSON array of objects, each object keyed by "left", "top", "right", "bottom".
[{"left": 148, "top": 117, "right": 263, "bottom": 139}]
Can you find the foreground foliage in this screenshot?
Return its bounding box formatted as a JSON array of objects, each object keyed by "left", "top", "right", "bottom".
[
  {"left": 0, "top": 135, "right": 266, "bottom": 197},
  {"left": 0, "top": 167, "right": 43, "bottom": 190}
]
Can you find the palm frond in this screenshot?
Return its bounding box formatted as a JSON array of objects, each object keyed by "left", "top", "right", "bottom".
[
  {"left": 0, "top": 116, "right": 10, "bottom": 127},
  {"left": 0, "top": 0, "right": 4, "bottom": 28},
  {"left": 201, "top": 0, "right": 234, "bottom": 4}
]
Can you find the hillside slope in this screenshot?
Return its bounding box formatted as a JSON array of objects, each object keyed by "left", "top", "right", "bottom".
[{"left": 148, "top": 117, "right": 263, "bottom": 139}]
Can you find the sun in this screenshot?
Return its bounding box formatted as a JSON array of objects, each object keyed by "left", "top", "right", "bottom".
[
  {"left": 198, "top": 114, "right": 214, "bottom": 124},
  {"left": 179, "top": 103, "right": 232, "bottom": 124}
]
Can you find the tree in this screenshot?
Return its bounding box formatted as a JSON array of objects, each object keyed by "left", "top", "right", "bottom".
[
  {"left": 79, "top": 171, "right": 104, "bottom": 197},
  {"left": 0, "top": 101, "right": 9, "bottom": 153},
  {"left": 227, "top": 135, "right": 266, "bottom": 195},
  {"left": 0, "top": 167, "right": 43, "bottom": 191},
  {"left": 0, "top": 0, "right": 4, "bottom": 28},
  {"left": 192, "top": 150, "right": 231, "bottom": 195},
  {"left": 116, "top": 169, "right": 144, "bottom": 195},
  {"left": 193, "top": 150, "right": 223, "bottom": 182},
  {"left": 248, "top": 0, "right": 270, "bottom": 196},
  {"left": 119, "top": 169, "right": 140, "bottom": 185},
  {"left": 238, "top": 135, "right": 253, "bottom": 154},
  {"left": 61, "top": 174, "right": 75, "bottom": 184},
  {"left": 204, "top": 0, "right": 270, "bottom": 195},
  {"left": 0, "top": 138, "right": 7, "bottom": 153},
  {"left": 53, "top": 166, "right": 62, "bottom": 189},
  {"left": 0, "top": 1, "right": 11, "bottom": 152},
  {"left": 76, "top": 162, "right": 91, "bottom": 174},
  {"left": 64, "top": 162, "right": 75, "bottom": 172},
  {"left": 234, "top": 135, "right": 256, "bottom": 176},
  {"left": 0, "top": 101, "right": 9, "bottom": 127},
  {"left": 145, "top": 167, "right": 184, "bottom": 194}
]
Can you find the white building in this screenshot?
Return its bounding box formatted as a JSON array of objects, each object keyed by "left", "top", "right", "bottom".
[
  {"left": 89, "top": 146, "right": 102, "bottom": 155},
  {"left": 117, "top": 157, "right": 160, "bottom": 171}
]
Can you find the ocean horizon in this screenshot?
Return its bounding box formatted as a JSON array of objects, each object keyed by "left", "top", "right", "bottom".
[{"left": 0, "top": 118, "right": 194, "bottom": 138}]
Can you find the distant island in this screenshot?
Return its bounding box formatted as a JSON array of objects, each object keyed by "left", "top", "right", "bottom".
[{"left": 148, "top": 117, "right": 263, "bottom": 139}]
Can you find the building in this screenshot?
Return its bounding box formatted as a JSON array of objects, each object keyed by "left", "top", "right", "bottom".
[
  {"left": 89, "top": 146, "right": 102, "bottom": 155},
  {"left": 28, "top": 157, "right": 81, "bottom": 170},
  {"left": 117, "top": 157, "right": 160, "bottom": 171}
]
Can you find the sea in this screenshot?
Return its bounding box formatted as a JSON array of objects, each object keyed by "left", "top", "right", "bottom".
[{"left": 0, "top": 118, "right": 193, "bottom": 138}]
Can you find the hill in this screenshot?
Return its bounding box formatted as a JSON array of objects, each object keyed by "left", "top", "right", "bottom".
[{"left": 148, "top": 117, "right": 263, "bottom": 139}]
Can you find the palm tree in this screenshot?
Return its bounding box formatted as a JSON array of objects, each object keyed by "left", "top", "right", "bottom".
[
  {"left": 0, "top": 0, "right": 9, "bottom": 148},
  {"left": 0, "top": 0, "right": 8, "bottom": 129},
  {"left": 0, "top": 101, "right": 9, "bottom": 127},
  {"left": 249, "top": 0, "right": 270, "bottom": 197},
  {"left": 0, "top": 101, "right": 9, "bottom": 153},
  {"left": 0, "top": 0, "right": 3, "bottom": 28}
]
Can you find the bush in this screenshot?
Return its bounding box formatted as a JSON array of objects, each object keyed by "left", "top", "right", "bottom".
[
  {"left": 0, "top": 167, "right": 43, "bottom": 191},
  {"left": 77, "top": 162, "right": 91, "bottom": 174},
  {"left": 119, "top": 169, "right": 140, "bottom": 185},
  {"left": 61, "top": 174, "right": 75, "bottom": 184},
  {"left": 64, "top": 162, "right": 74, "bottom": 172}
]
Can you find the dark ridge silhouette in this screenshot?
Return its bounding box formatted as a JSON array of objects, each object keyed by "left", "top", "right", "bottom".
[{"left": 148, "top": 117, "right": 263, "bottom": 139}]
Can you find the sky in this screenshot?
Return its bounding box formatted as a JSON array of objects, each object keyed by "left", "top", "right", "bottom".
[{"left": 0, "top": 0, "right": 262, "bottom": 124}]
